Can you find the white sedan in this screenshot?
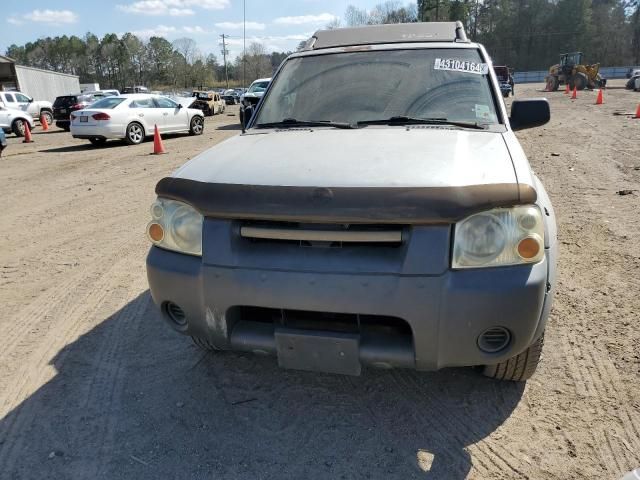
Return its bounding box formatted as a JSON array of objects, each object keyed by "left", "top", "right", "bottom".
[{"left": 70, "top": 94, "right": 205, "bottom": 146}]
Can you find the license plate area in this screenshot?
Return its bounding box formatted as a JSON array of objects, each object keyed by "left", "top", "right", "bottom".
[
  {"left": 80, "top": 116, "right": 88, "bottom": 122},
  {"left": 275, "top": 328, "right": 361, "bottom": 376}
]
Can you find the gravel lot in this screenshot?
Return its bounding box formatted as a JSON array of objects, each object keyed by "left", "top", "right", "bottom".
[{"left": 1, "top": 86, "right": 639, "bottom": 480}]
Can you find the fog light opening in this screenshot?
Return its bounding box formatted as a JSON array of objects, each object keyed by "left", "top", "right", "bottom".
[
  {"left": 478, "top": 327, "right": 511, "bottom": 353},
  {"left": 164, "top": 302, "right": 187, "bottom": 328}
]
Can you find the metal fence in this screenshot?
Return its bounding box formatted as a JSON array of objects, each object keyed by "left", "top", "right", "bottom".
[{"left": 513, "top": 66, "right": 634, "bottom": 83}]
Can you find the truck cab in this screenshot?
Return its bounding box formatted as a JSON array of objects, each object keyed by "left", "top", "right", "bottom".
[{"left": 0, "top": 91, "right": 53, "bottom": 125}]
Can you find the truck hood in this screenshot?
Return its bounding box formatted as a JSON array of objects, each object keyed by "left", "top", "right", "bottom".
[
  {"left": 174, "top": 127, "right": 517, "bottom": 188},
  {"left": 160, "top": 127, "right": 536, "bottom": 224}
]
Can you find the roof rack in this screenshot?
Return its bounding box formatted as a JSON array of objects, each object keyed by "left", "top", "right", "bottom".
[{"left": 304, "top": 21, "right": 469, "bottom": 51}]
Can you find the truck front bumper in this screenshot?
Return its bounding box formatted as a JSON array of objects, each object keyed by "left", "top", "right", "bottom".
[{"left": 146, "top": 244, "right": 554, "bottom": 373}]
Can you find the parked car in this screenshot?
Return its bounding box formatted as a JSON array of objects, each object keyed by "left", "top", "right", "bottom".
[
  {"left": 145, "top": 22, "right": 556, "bottom": 382},
  {"left": 91, "top": 89, "right": 120, "bottom": 97},
  {"left": 222, "top": 89, "right": 240, "bottom": 105},
  {"left": 0, "top": 104, "right": 35, "bottom": 137},
  {"left": 0, "top": 128, "right": 6, "bottom": 157},
  {"left": 239, "top": 78, "right": 271, "bottom": 125},
  {"left": 493, "top": 65, "right": 515, "bottom": 97},
  {"left": 53, "top": 94, "right": 99, "bottom": 131},
  {"left": 625, "top": 69, "right": 640, "bottom": 90},
  {"left": 190, "top": 91, "right": 225, "bottom": 116},
  {"left": 122, "top": 86, "right": 149, "bottom": 94},
  {"left": 626, "top": 67, "right": 640, "bottom": 78},
  {"left": 0, "top": 91, "right": 53, "bottom": 126},
  {"left": 70, "top": 94, "right": 204, "bottom": 146}
]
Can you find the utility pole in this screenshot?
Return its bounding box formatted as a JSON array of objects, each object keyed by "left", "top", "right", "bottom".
[{"left": 220, "top": 34, "right": 229, "bottom": 89}]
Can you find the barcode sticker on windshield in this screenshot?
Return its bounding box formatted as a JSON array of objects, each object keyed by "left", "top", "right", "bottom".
[{"left": 434, "top": 58, "right": 489, "bottom": 75}]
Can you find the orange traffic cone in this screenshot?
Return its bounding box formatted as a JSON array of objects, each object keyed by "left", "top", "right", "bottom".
[
  {"left": 635, "top": 104, "right": 640, "bottom": 119},
  {"left": 595, "top": 89, "right": 603, "bottom": 105},
  {"left": 571, "top": 87, "right": 577, "bottom": 99},
  {"left": 152, "top": 124, "right": 166, "bottom": 154},
  {"left": 40, "top": 113, "right": 50, "bottom": 131},
  {"left": 22, "top": 121, "right": 34, "bottom": 143},
  {"left": 564, "top": 83, "right": 570, "bottom": 94}
]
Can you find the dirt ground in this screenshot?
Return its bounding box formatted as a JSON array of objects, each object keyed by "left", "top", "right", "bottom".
[{"left": 0, "top": 85, "right": 639, "bottom": 480}]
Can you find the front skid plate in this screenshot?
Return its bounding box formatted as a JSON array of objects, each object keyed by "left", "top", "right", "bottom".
[{"left": 275, "top": 328, "right": 361, "bottom": 376}]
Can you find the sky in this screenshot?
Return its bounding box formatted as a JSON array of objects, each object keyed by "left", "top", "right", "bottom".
[{"left": 0, "top": 0, "right": 386, "bottom": 59}]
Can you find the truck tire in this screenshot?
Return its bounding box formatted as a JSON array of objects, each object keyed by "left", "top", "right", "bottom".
[
  {"left": 11, "top": 119, "right": 26, "bottom": 137},
  {"left": 191, "top": 336, "right": 221, "bottom": 351},
  {"left": 483, "top": 332, "right": 544, "bottom": 382},
  {"left": 570, "top": 73, "right": 588, "bottom": 91},
  {"left": 545, "top": 76, "right": 559, "bottom": 92},
  {"left": 40, "top": 110, "right": 53, "bottom": 126}
]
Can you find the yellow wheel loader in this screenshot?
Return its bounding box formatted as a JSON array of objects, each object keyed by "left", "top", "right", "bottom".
[{"left": 545, "top": 52, "right": 606, "bottom": 91}]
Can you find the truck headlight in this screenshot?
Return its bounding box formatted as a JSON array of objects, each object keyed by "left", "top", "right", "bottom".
[
  {"left": 146, "top": 198, "right": 202, "bottom": 256},
  {"left": 452, "top": 205, "right": 544, "bottom": 269}
]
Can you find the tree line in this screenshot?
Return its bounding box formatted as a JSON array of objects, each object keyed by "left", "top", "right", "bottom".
[
  {"left": 346, "top": 0, "right": 640, "bottom": 69},
  {"left": 6, "top": 34, "right": 287, "bottom": 91},
  {"left": 5, "top": 0, "right": 640, "bottom": 91}
]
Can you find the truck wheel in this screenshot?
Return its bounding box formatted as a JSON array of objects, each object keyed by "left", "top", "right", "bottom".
[
  {"left": 483, "top": 332, "right": 544, "bottom": 382},
  {"left": 191, "top": 336, "right": 221, "bottom": 352},
  {"left": 40, "top": 110, "right": 53, "bottom": 126},
  {"left": 11, "top": 119, "right": 26, "bottom": 137},
  {"left": 570, "top": 73, "right": 588, "bottom": 91},
  {"left": 189, "top": 116, "right": 204, "bottom": 136},
  {"left": 545, "top": 76, "right": 559, "bottom": 91}
]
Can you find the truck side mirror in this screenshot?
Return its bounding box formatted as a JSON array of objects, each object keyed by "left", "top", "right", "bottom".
[{"left": 509, "top": 99, "right": 550, "bottom": 131}]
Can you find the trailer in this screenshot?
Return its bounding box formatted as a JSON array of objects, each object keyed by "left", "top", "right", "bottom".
[{"left": 0, "top": 55, "right": 80, "bottom": 103}]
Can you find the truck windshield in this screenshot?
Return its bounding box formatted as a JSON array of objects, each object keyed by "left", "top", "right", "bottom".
[
  {"left": 248, "top": 81, "right": 269, "bottom": 94},
  {"left": 255, "top": 49, "right": 499, "bottom": 126}
]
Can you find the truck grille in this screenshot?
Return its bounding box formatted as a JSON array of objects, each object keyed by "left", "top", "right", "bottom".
[{"left": 239, "top": 221, "right": 405, "bottom": 248}]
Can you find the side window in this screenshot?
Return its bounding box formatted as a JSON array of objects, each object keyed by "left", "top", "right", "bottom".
[
  {"left": 4, "top": 94, "right": 15, "bottom": 103},
  {"left": 129, "top": 98, "right": 154, "bottom": 108},
  {"left": 153, "top": 97, "right": 178, "bottom": 108},
  {"left": 15, "top": 93, "right": 30, "bottom": 102}
]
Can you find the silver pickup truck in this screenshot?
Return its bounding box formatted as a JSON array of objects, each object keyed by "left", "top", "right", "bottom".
[
  {"left": 0, "top": 91, "right": 53, "bottom": 126},
  {"left": 146, "top": 22, "right": 557, "bottom": 382}
]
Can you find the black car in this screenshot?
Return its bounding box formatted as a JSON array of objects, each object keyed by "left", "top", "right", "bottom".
[
  {"left": 493, "top": 66, "right": 515, "bottom": 97},
  {"left": 53, "top": 94, "right": 97, "bottom": 131}
]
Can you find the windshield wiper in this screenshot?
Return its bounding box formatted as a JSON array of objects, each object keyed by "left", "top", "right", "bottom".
[
  {"left": 357, "top": 116, "right": 487, "bottom": 130},
  {"left": 255, "top": 118, "right": 355, "bottom": 129}
]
